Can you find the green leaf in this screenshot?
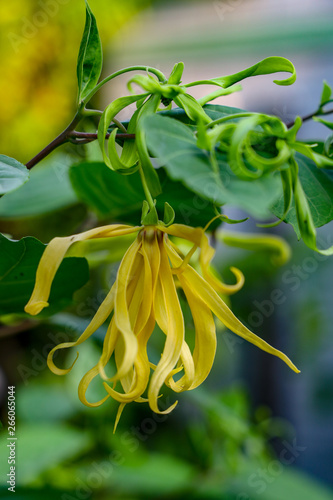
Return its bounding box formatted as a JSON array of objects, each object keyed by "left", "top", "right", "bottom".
[
  {"left": 163, "top": 202, "right": 175, "bottom": 226},
  {"left": 143, "top": 114, "right": 282, "bottom": 218},
  {"left": 141, "top": 200, "right": 159, "bottom": 225},
  {"left": 167, "top": 61, "right": 184, "bottom": 85},
  {"left": 294, "top": 142, "right": 333, "bottom": 168},
  {"left": 0, "top": 157, "right": 85, "bottom": 241},
  {"left": 324, "top": 134, "right": 333, "bottom": 157},
  {"left": 69, "top": 161, "right": 220, "bottom": 227},
  {"left": 313, "top": 116, "right": 333, "bottom": 130},
  {"left": 77, "top": 0, "right": 102, "bottom": 103},
  {"left": 160, "top": 104, "right": 246, "bottom": 127},
  {"left": 0, "top": 157, "right": 78, "bottom": 218},
  {"left": 319, "top": 80, "right": 332, "bottom": 107},
  {"left": 0, "top": 234, "right": 89, "bottom": 315},
  {"left": 0, "top": 155, "right": 29, "bottom": 195},
  {"left": 173, "top": 93, "right": 211, "bottom": 124},
  {"left": 272, "top": 154, "right": 333, "bottom": 235}
]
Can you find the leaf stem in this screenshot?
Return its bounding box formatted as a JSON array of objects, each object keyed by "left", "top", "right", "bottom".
[
  {"left": 206, "top": 112, "right": 254, "bottom": 129},
  {"left": 287, "top": 107, "right": 333, "bottom": 128},
  {"left": 25, "top": 110, "right": 82, "bottom": 169},
  {"left": 139, "top": 163, "right": 155, "bottom": 211},
  {"left": 68, "top": 131, "right": 135, "bottom": 144},
  {"left": 25, "top": 114, "right": 134, "bottom": 169}
]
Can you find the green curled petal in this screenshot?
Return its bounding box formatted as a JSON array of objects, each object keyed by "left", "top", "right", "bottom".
[
  {"left": 217, "top": 57, "right": 296, "bottom": 88},
  {"left": 107, "top": 129, "right": 139, "bottom": 174},
  {"left": 98, "top": 93, "right": 148, "bottom": 168},
  {"left": 293, "top": 143, "right": 333, "bottom": 169},
  {"left": 218, "top": 230, "right": 291, "bottom": 266},
  {"left": 174, "top": 94, "right": 211, "bottom": 124},
  {"left": 167, "top": 62, "right": 184, "bottom": 85}
]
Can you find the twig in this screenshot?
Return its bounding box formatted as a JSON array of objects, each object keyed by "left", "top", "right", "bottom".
[
  {"left": 68, "top": 131, "right": 135, "bottom": 142},
  {"left": 287, "top": 107, "right": 333, "bottom": 128},
  {"left": 25, "top": 120, "right": 135, "bottom": 169}
]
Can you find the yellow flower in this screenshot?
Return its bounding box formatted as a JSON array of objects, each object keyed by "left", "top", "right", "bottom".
[{"left": 25, "top": 222, "right": 299, "bottom": 429}]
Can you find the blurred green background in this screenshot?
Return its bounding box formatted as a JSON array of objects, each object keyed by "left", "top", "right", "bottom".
[{"left": 1, "top": 0, "right": 333, "bottom": 499}]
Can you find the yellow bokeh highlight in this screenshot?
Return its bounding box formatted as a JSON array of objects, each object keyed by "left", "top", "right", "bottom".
[{"left": 0, "top": 0, "right": 150, "bottom": 162}]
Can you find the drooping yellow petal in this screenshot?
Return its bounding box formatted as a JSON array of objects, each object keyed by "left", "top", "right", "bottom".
[
  {"left": 78, "top": 259, "right": 144, "bottom": 408},
  {"left": 160, "top": 223, "right": 244, "bottom": 295},
  {"left": 97, "top": 251, "right": 144, "bottom": 382},
  {"left": 112, "top": 237, "right": 142, "bottom": 381},
  {"left": 47, "top": 283, "right": 116, "bottom": 376},
  {"left": 113, "top": 262, "right": 146, "bottom": 393},
  {"left": 78, "top": 318, "right": 114, "bottom": 408},
  {"left": 176, "top": 266, "right": 217, "bottom": 390},
  {"left": 103, "top": 314, "right": 155, "bottom": 403},
  {"left": 112, "top": 313, "right": 156, "bottom": 433},
  {"left": 25, "top": 224, "right": 140, "bottom": 315},
  {"left": 148, "top": 237, "right": 184, "bottom": 414},
  {"left": 103, "top": 233, "right": 157, "bottom": 405},
  {"left": 166, "top": 243, "right": 300, "bottom": 374},
  {"left": 154, "top": 277, "right": 195, "bottom": 393}
]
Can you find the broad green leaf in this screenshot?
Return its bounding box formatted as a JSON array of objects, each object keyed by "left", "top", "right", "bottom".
[
  {"left": 0, "top": 157, "right": 85, "bottom": 240},
  {"left": 77, "top": 0, "right": 102, "bottom": 102},
  {"left": 293, "top": 171, "right": 333, "bottom": 255},
  {"left": 69, "top": 162, "right": 220, "bottom": 227},
  {"left": 0, "top": 155, "right": 29, "bottom": 195},
  {"left": 0, "top": 424, "right": 92, "bottom": 486},
  {"left": 0, "top": 157, "right": 79, "bottom": 218},
  {"left": 272, "top": 154, "right": 333, "bottom": 235},
  {"left": 0, "top": 234, "right": 89, "bottom": 315},
  {"left": 160, "top": 104, "right": 246, "bottom": 127},
  {"left": 143, "top": 114, "right": 282, "bottom": 218}
]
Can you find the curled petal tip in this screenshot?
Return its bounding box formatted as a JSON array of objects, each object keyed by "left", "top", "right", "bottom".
[
  {"left": 229, "top": 266, "right": 245, "bottom": 289},
  {"left": 24, "top": 301, "right": 49, "bottom": 315}
]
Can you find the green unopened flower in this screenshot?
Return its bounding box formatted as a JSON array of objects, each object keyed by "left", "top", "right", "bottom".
[{"left": 25, "top": 222, "right": 299, "bottom": 429}]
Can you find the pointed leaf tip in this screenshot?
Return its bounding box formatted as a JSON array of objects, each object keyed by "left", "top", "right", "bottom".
[{"left": 77, "top": 0, "right": 103, "bottom": 103}]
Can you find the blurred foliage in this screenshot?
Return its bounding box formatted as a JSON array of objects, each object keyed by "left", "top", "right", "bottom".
[
  {"left": 0, "top": 0, "right": 151, "bottom": 162},
  {"left": 1, "top": 343, "right": 333, "bottom": 499},
  {"left": 0, "top": 2, "right": 333, "bottom": 498}
]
